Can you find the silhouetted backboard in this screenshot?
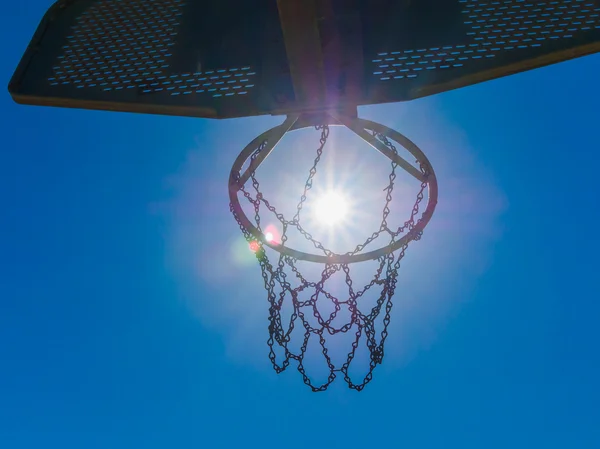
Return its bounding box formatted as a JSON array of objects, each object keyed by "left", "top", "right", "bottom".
[{"left": 9, "top": 0, "right": 600, "bottom": 119}]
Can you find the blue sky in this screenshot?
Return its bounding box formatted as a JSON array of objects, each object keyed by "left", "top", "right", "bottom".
[{"left": 1, "top": 1, "right": 600, "bottom": 448}]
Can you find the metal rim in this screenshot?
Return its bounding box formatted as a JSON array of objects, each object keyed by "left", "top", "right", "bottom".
[{"left": 228, "top": 114, "right": 438, "bottom": 264}]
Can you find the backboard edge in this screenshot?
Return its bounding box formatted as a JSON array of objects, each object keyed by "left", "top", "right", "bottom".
[
  {"left": 9, "top": 93, "right": 225, "bottom": 119},
  {"left": 408, "top": 41, "right": 600, "bottom": 100},
  {"left": 8, "top": 0, "right": 67, "bottom": 97}
]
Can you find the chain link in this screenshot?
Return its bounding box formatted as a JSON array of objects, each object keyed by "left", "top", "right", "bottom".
[{"left": 229, "top": 124, "right": 428, "bottom": 391}]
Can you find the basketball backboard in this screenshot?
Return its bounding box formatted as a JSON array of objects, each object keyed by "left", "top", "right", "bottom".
[{"left": 9, "top": 0, "right": 600, "bottom": 119}]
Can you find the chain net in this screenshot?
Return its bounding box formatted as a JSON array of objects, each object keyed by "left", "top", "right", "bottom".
[{"left": 230, "top": 123, "right": 429, "bottom": 391}]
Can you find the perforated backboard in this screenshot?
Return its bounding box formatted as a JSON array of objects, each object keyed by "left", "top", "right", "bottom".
[{"left": 9, "top": 0, "right": 600, "bottom": 119}]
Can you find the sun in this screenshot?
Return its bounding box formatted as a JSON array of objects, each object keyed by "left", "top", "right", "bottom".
[{"left": 313, "top": 191, "right": 349, "bottom": 227}]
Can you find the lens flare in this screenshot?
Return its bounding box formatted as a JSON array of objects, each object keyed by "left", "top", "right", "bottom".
[{"left": 263, "top": 224, "right": 281, "bottom": 244}]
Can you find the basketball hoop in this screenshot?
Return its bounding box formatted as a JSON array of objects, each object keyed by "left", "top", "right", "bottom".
[{"left": 229, "top": 112, "right": 438, "bottom": 391}]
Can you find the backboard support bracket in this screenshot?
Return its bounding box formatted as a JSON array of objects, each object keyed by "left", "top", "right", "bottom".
[{"left": 276, "top": 0, "right": 362, "bottom": 117}]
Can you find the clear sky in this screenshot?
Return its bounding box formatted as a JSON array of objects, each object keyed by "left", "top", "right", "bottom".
[{"left": 2, "top": 1, "right": 600, "bottom": 448}]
